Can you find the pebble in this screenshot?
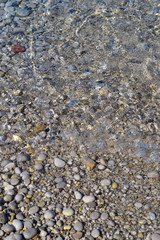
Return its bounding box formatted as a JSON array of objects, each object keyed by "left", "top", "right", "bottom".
[
  {"left": 149, "top": 212, "right": 156, "bottom": 220},
  {"left": 112, "top": 182, "right": 118, "bottom": 189},
  {"left": 44, "top": 210, "right": 55, "bottom": 219},
  {"left": 4, "top": 233, "right": 23, "bottom": 240},
  {"left": 29, "top": 206, "right": 39, "bottom": 215},
  {"left": 72, "top": 232, "right": 83, "bottom": 239},
  {"left": 82, "top": 195, "right": 95, "bottom": 203},
  {"left": 54, "top": 157, "right": 66, "bottom": 168},
  {"left": 101, "top": 212, "right": 109, "bottom": 220},
  {"left": 100, "top": 179, "right": 111, "bottom": 186},
  {"left": 56, "top": 182, "right": 66, "bottom": 189},
  {"left": 35, "top": 163, "right": 43, "bottom": 170},
  {"left": 46, "top": 220, "right": 55, "bottom": 226},
  {"left": 37, "top": 153, "right": 46, "bottom": 161},
  {"left": 23, "top": 228, "right": 38, "bottom": 239},
  {"left": 91, "top": 229, "right": 100, "bottom": 238},
  {"left": 151, "top": 233, "right": 160, "bottom": 240},
  {"left": 17, "top": 153, "right": 30, "bottom": 162},
  {"left": 4, "top": 194, "right": 13, "bottom": 202},
  {"left": 62, "top": 208, "right": 74, "bottom": 216},
  {"left": 81, "top": 157, "right": 96, "bottom": 170},
  {"left": 74, "top": 191, "right": 83, "bottom": 200},
  {"left": 73, "top": 222, "right": 84, "bottom": 231},
  {"left": 134, "top": 202, "right": 143, "bottom": 208},
  {"left": 15, "top": 194, "right": 24, "bottom": 203},
  {"left": 2, "top": 223, "right": 15, "bottom": 233},
  {"left": 90, "top": 211, "right": 100, "bottom": 220},
  {"left": 74, "top": 174, "right": 81, "bottom": 180},
  {"left": 12, "top": 219, "right": 23, "bottom": 231},
  {"left": 16, "top": 8, "right": 30, "bottom": 17},
  {"left": 147, "top": 171, "right": 159, "bottom": 178},
  {"left": 10, "top": 178, "right": 19, "bottom": 186},
  {"left": 0, "top": 212, "right": 8, "bottom": 224}
]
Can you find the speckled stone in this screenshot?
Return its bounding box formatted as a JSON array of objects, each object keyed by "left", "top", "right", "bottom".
[
  {"left": 101, "top": 212, "right": 109, "bottom": 220},
  {"left": 54, "top": 157, "right": 65, "bottom": 168},
  {"left": 44, "top": 210, "right": 55, "bottom": 219},
  {"left": 73, "top": 222, "right": 84, "bottom": 231},
  {"left": 10, "top": 178, "right": 19, "bottom": 186},
  {"left": 91, "top": 229, "right": 100, "bottom": 238},
  {"left": 62, "top": 208, "right": 74, "bottom": 216}
]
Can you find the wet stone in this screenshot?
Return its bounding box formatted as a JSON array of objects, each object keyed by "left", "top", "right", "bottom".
[{"left": 10, "top": 178, "right": 19, "bottom": 186}]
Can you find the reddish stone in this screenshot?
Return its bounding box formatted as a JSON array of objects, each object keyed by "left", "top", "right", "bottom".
[{"left": 12, "top": 44, "right": 26, "bottom": 53}]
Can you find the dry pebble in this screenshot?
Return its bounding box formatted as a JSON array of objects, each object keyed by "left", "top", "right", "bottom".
[
  {"left": 23, "top": 228, "right": 38, "bottom": 239},
  {"left": 91, "top": 229, "right": 100, "bottom": 238},
  {"left": 44, "top": 210, "right": 55, "bottom": 220},
  {"left": 147, "top": 171, "right": 159, "bottom": 178},
  {"left": 63, "top": 208, "right": 74, "bottom": 216},
  {"left": 54, "top": 157, "right": 65, "bottom": 168},
  {"left": 82, "top": 196, "right": 95, "bottom": 203},
  {"left": 73, "top": 222, "right": 84, "bottom": 231}
]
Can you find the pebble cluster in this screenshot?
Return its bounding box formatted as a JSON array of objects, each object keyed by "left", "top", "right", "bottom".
[{"left": 0, "top": 0, "right": 160, "bottom": 239}]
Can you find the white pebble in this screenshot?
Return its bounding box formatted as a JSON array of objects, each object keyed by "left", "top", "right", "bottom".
[
  {"left": 147, "top": 171, "right": 159, "bottom": 178},
  {"left": 74, "top": 174, "right": 81, "bottom": 180},
  {"left": 134, "top": 202, "right": 142, "bottom": 208},
  {"left": 82, "top": 195, "right": 95, "bottom": 203},
  {"left": 74, "top": 191, "right": 83, "bottom": 200},
  {"left": 54, "top": 157, "right": 65, "bottom": 168},
  {"left": 63, "top": 208, "right": 74, "bottom": 216},
  {"left": 100, "top": 179, "right": 111, "bottom": 186}
]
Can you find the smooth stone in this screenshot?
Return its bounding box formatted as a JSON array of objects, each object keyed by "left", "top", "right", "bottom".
[
  {"left": 29, "top": 206, "right": 39, "bottom": 215},
  {"left": 23, "top": 228, "right": 37, "bottom": 239},
  {"left": 38, "top": 201, "right": 45, "bottom": 207},
  {"left": 56, "top": 182, "right": 66, "bottom": 189},
  {"left": 63, "top": 208, "right": 74, "bottom": 216},
  {"left": 101, "top": 212, "right": 109, "bottom": 220},
  {"left": 4, "top": 162, "right": 15, "bottom": 170},
  {"left": 54, "top": 157, "right": 65, "bottom": 168},
  {"left": 151, "top": 233, "right": 160, "bottom": 240},
  {"left": 12, "top": 219, "right": 23, "bottom": 231},
  {"left": 100, "top": 179, "right": 111, "bottom": 186},
  {"left": 74, "top": 191, "right": 83, "bottom": 200},
  {"left": 72, "top": 232, "right": 83, "bottom": 239},
  {"left": 34, "top": 163, "right": 43, "bottom": 170},
  {"left": 91, "top": 229, "right": 100, "bottom": 238},
  {"left": 4, "top": 233, "right": 23, "bottom": 240},
  {"left": 21, "top": 171, "right": 30, "bottom": 180},
  {"left": 24, "top": 220, "right": 33, "bottom": 229},
  {"left": 147, "top": 171, "right": 159, "bottom": 178},
  {"left": 81, "top": 157, "right": 96, "bottom": 170},
  {"left": 1, "top": 160, "right": 11, "bottom": 167},
  {"left": 2, "top": 224, "right": 15, "bottom": 233},
  {"left": 0, "top": 230, "right": 4, "bottom": 237},
  {"left": 90, "top": 211, "right": 100, "bottom": 220},
  {"left": 14, "top": 167, "right": 21, "bottom": 175},
  {"left": 16, "top": 213, "right": 25, "bottom": 220},
  {"left": 17, "top": 154, "right": 30, "bottom": 162},
  {"left": 74, "top": 174, "right": 81, "bottom": 180},
  {"left": 16, "top": 9, "right": 30, "bottom": 17},
  {"left": 15, "top": 194, "right": 23, "bottom": 202},
  {"left": 82, "top": 195, "right": 95, "bottom": 203},
  {"left": 40, "top": 230, "right": 47, "bottom": 237},
  {"left": 73, "top": 222, "right": 83, "bottom": 231},
  {"left": 46, "top": 220, "right": 55, "bottom": 226},
  {"left": 134, "top": 202, "right": 142, "bottom": 208},
  {"left": 44, "top": 210, "right": 55, "bottom": 219},
  {"left": 8, "top": 201, "right": 17, "bottom": 210},
  {"left": 10, "top": 178, "right": 19, "bottom": 186},
  {"left": 0, "top": 212, "right": 8, "bottom": 224},
  {"left": 37, "top": 153, "right": 46, "bottom": 161},
  {"left": 45, "top": 192, "right": 52, "bottom": 198},
  {"left": 4, "top": 194, "right": 13, "bottom": 202},
  {"left": 149, "top": 212, "right": 156, "bottom": 220},
  {"left": 55, "top": 177, "right": 63, "bottom": 183}
]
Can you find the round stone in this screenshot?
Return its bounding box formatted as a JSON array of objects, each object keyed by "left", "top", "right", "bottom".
[
  {"left": 74, "top": 191, "right": 83, "bottom": 200},
  {"left": 46, "top": 220, "right": 55, "bottom": 226},
  {"left": 55, "top": 177, "right": 63, "bottom": 183},
  {"left": 73, "top": 222, "right": 83, "bottom": 231},
  {"left": 149, "top": 212, "right": 156, "bottom": 220},
  {"left": 134, "top": 202, "right": 142, "bottom": 208},
  {"left": 8, "top": 201, "right": 17, "bottom": 210},
  {"left": 90, "top": 211, "right": 100, "bottom": 220},
  {"left": 4, "top": 233, "right": 23, "bottom": 240},
  {"left": 82, "top": 195, "right": 95, "bottom": 203},
  {"left": 101, "top": 179, "right": 111, "bottom": 186},
  {"left": 147, "top": 171, "right": 159, "bottom": 178},
  {"left": 12, "top": 219, "right": 23, "bottom": 231},
  {"left": 74, "top": 174, "right": 81, "bottom": 180},
  {"left": 0, "top": 212, "right": 8, "bottom": 224},
  {"left": 29, "top": 206, "right": 39, "bottom": 215},
  {"left": 17, "top": 153, "right": 30, "bottom": 162},
  {"left": 72, "top": 232, "right": 83, "bottom": 239},
  {"left": 10, "top": 178, "right": 19, "bottom": 186},
  {"left": 44, "top": 210, "right": 55, "bottom": 220},
  {"left": 91, "top": 229, "right": 100, "bottom": 238},
  {"left": 101, "top": 212, "right": 109, "bottom": 220},
  {"left": 112, "top": 182, "right": 118, "bottom": 189},
  {"left": 15, "top": 194, "right": 24, "bottom": 203},
  {"left": 37, "top": 153, "right": 46, "bottom": 161},
  {"left": 54, "top": 157, "right": 65, "bottom": 168},
  {"left": 63, "top": 208, "right": 74, "bottom": 216},
  {"left": 56, "top": 182, "right": 66, "bottom": 189},
  {"left": 34, "top": 163, "right": 43, "bottom": 170},
  {"left": 23, "top": 228, "right": 38, "bottom": 239},
  {"left": 4, "top": 194, "right": 13, "bottom": 202}
]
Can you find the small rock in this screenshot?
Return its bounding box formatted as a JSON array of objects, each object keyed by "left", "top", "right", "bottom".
[
  {"left": 90, "top": 211, "right": 100, "bottom": 220},
  {"left": 54, "top": 157, "right": 65, "bottom": 168},
  {"left": 91, "top": 229, "right": 100, "bottom": 238},
  {"left": 81, "top": 157, "right": 96, "bottom": 170},
  {"left": 101, "top": 212, "right": 109, "bottom": 220},
  {"left": 12, "top": 219, "right": 23, "bottom": 231},
  {"left": 73, "top": 222, "right": 84, "bottom": 231},
  {"left": 44, "top": 210, "right": 55, "bottom": 220},
  {"left": 4, "top": 233, "right": 23, "bottom": 240},
  {"left": 0, "top": 212, "right": 8, "bottom": 224},
  {"left": 23, "top": 228, "right": 38, "bottom": 239},
  {"left": 134, "top": 202, "right": 142, "bottom": 208},
  {"left": 16, "top": 8, "right": 31, "bottom": 17},
  {"left": 72, "top": 232, "right": 83, "bottom": 239},
  {"left": 74, "top": 191, "right": 83, "bottom": 200},
  {"left": 151, "top": 233, "right": 160, "bottom": 240},
  {"left": 101, "top": 179, "right": 111, "bottom": 186},
  {"left": 112, "top": 182, "right": 118, "bottom": 189},
  {"left": 2, "top": 224, "right": 15, "bottom": 233},
  {"left": 82, "top": 195, "right": 95, "bottom": 203},
  {"left": 147, "top": 171, "right": 159, "bottom": 178},
  {"left": 149, "top": 212, "right": 156, "bottom": 220},
  {"left": 17, "top": 153, "right": 30, "bottom": 162},
  {"left": 63, "top": 208, "right": 74, "bottom": 216},
  {"left": 10, "top": 178, "right": 19, "bottom": 186},
  {"left": 29, "top": 206, "right": 39, "bottom": 215},
  {"left": 37, "top": 153, "right": 46, "bottom": 161}
]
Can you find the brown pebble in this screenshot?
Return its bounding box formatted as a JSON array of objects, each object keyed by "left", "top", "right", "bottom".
[
  {"left": 81, "top": 157, "right": 96, "bottom": 170},
  {"left": 12, "top": 44, "right": 26, "bottom": 53},
  {"left": 72, "top": 232, "right": 83, "bottom": 239}
]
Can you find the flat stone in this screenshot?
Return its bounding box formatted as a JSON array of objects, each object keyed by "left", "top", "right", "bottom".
[
  {"left": 17, "top": 154, "right": 30, "bottom": 162},
  {"left": 23, "top": 228, "right": 38, "bottom": 239},
  {"left": 44, "top": 210, "right": 55, "bottom": 219},
  {"left": 2, "top": 224, "right": 15, "bottom": 233},
  {"left": 10, "top": 178, "right": 19, "bottom": 186},
  {"left": 54, "top": 157, "right": 65, "bottom": 168},
  {"left": 147, "top": 171, "right": 159, "bottom": 178},
  {"left": 81, "top": 157, "right": 96, "bottom": 170},
  {"left": 101, "top": 212, "right": 109, "bottom": 220},
  {"left": 37, "top": 153, "right": 46, "bottom": 161},
  {"left": 82, "top": 195, "right": 95, "bottom": 203},
  {"left": 149, "top": 212, "right": 156, "bottom": 220},
  {"left": 4, "top": 233, "right": 23, "bottom": 240},
  {"left": 74, "top": 191, "right": 83, "bottom": 200},
  {"left": 63, "top": 208, "right": 74, "bottom": 216},
  {"left": 134, "top": 202, "right": 143, "bottom": 208},
  {"left": 29, "top": 206, "right": 39, "bottom": 215},
  {"left": 16, "top": 8, "right": 30, "bottom": 17}
]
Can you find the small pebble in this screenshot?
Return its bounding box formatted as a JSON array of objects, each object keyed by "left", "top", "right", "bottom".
[
  {"left": 101, "top": 212, "right": 109, "bottom": 220},
  {"left": 12, "top": 219, "right": 23, "bottom": 231},
  {"left": 23, "top": 228, "right": 38, "bottom": 239},
  {"left": 112, "top": 182, "right": 118, "bottom": 189},
  {"left": 147, "top": 171, "right": 159, "bottom": 178},
  {"left": 74, "top": 191, "right": 83, "bottom": 200},
  {"left": 0, "top": 212, "right": 8, "bottom": 224},
  {"left": 54, "top": 157, "right": 65, "bottom": 168},
  {"left": 90, "top": 211, "right": 100, "bottom": 220},
  {"left": 134, "top": 202, "right": 142, "bottom": 208},
  {"left": 4, "top": 233, "right": 23, "bottom": 240},
  {"left": 29, "top": 206, "right": 39, "bottom": 215},
  {"left": 73, "top": 222, "right": 84, "bottom": 231},
  {"left": 35, "top": 163, "right": 43, "bottom": 170},
  {"left": 82, "top": 195, "right": 95, "bottom": 203},
  {"left": 74, "top": 174, "right": 81, "bottom": 180},
  {"left": 149, "top": 212, "right": 156, "bottom": 220},
  {"left": 44, "top": 210, "right": 55, "bottom": 219},
  {"left": 101, "top": 179, "right": 111, "bottom": 186},
  {"left": 91, "top": 229, "right": 100, "bottom": 238},
  {"left": 37, "top": 153, "right": 46, "bottom": 161},
  {"left": 16, "top": 8, "right": 30, "bottom": 17},
  {"left": 63, "top": 208, "right": 74, "bottom": 216},
  {"left": 81, "top": 157, "right": 96, "bottom": 170},
  {"left": 17, "top": 153, "right": 30, "bottom": 162},
  {"left": 72, "top": 232, "right": 83, "bottom": 239},
  {"left": 2, "top": 223, "right": 15, "bottom": 233}
]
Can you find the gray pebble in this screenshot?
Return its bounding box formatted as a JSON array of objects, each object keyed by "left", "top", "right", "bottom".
[
  {"left": 23, "top": 228, "right": 38, "bottom": 239},
  {"left": 8, "top": 201, "right": 17, "bottom": 210},
  {"left": 100, "top": 179, "right": 111, "bottom": 186},
  {"left": 4, "top": 233, "right": 23, "bottom": 240},
  {"left": 72, "top": 232, "right": 83, "bottom": 239},
  {"left": 16, "top": 213, "right": 25, "bottom": 220},
  {"left": 55, "top": 177, "right": 63, "bottom": 183},
  {"left": 134, "top": 202, "right": 142, "bottom": 208},
  {"left": 37, "top": 153, "right": 46, "bottom": 161},
  {"left": 147, "top": 171, "right": 159, "bottom": 178},
  {"left": 45, "top": 192, "right": 52, "bottom": 198},
  {"left": 24, "top": 220, "right": 33, "bottom": 229},
  {"left": 74, "top": 174, "right": 81, "bottom": 180},
  {"left": 56, "top": 182, "right": 66, "bottom": 189},
  {"left": 40, "top": 230, "right": 47, "bottom": 237},
  {"left": 15, "top": 194, "right": 24, "bottom": 203},
  {"left": 91, "top": 229, "right": 100, "bottom": 238},
  {"left": 101, "top": 212, "right": 109, "bottom": 220},
  {"left": 35, "top": 163, "right": 43, "bottom": 170},
  {"left": 4, "top": 162, "right": 15, "bottom": 170},
  {"left": 73, "top": 222, "right": 84, "bottom": 231},
  {"left": 54, "top": 157, "right": 65, "bottom": 168},
  {"left": 63, "top": 208, "right": 74, "bottom": 216},
  {"left": 74, "top": 191, "right": 83, "bottom": 200},
  {"left": 12, "top": 219, "right": 23, "bottom": 231},
  {"left": 0, "top": 212, "right": 8, "bottom": 224},
  {"left": 151, "top": 233, "right": 160, "bottom": 240},
  {"left": 44, "top": 210, "right": 55, "bottom": 219},
  {"left": 16, "top": 8, "right": 30, "bottom": 17},
  {"left": 17, "top": 153, "right": 30, "bottom": 162},
  {"left": 149, "top": 212, "right": 156, "bottom": 220},
  {"left": 46, "top": 220, "right": 55, "bottom": 226},
  {"left": 4, "top": 194, "right": 13, "bottom": 202},
  {"left": 10, "top": 178, "right": 19, "bottom": 186},
  {"left": 2, "top": 223, "right": 15, "bottom": 233},
  {"left": 14, "top": 167, "right": 21, "bottom": 175},
  {"left": 29, "top": 206, "right": 39, "bottom": 215},
  {"left": 90, "top": 211, "right": 100, "bottom": 220}
]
